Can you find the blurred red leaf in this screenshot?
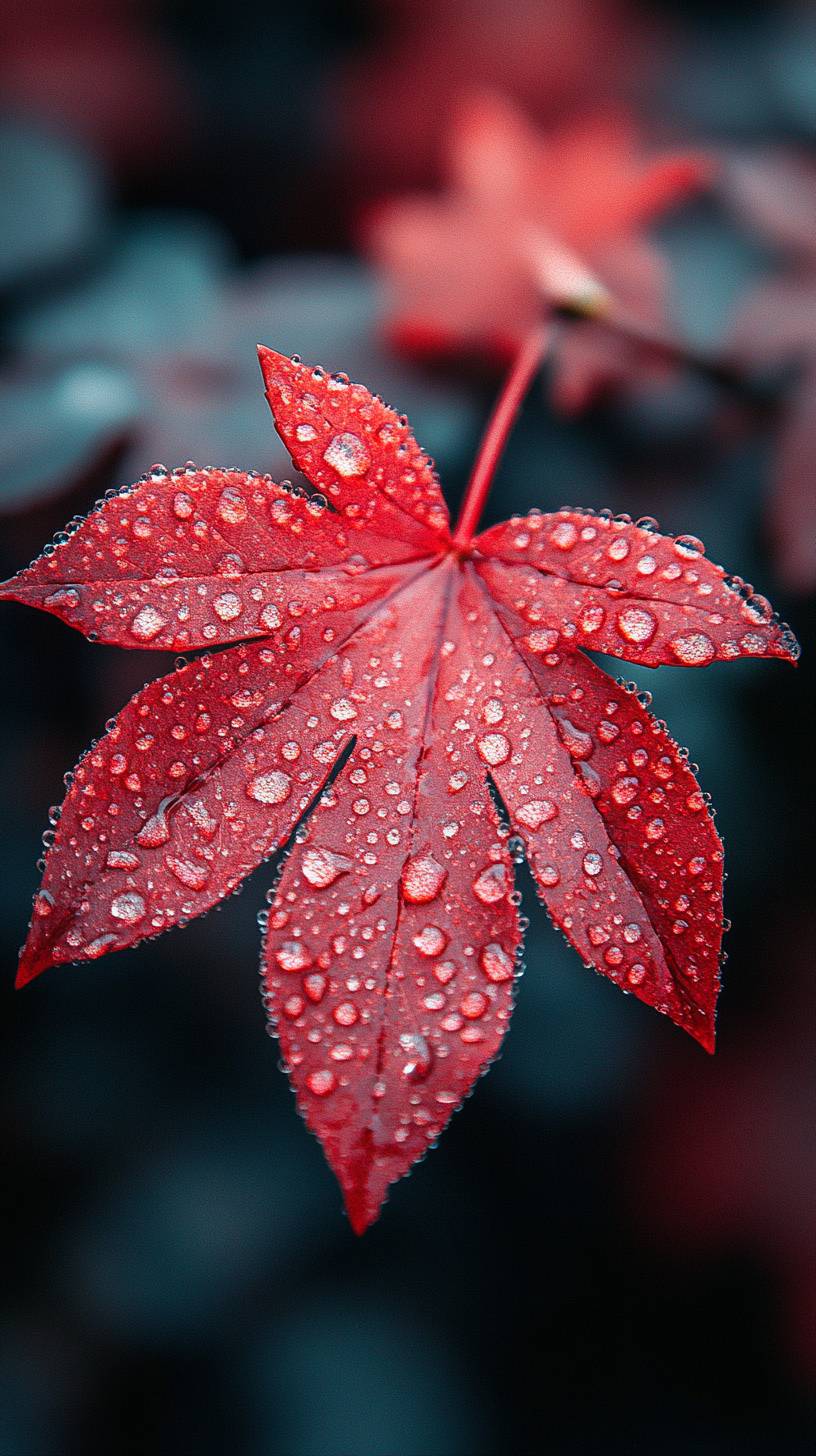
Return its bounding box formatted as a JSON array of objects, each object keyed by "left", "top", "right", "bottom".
[
  {"left": 365, "top": 93, "right": 712, "bottom": 406},
  {"left": 0, "top": 345, "right": 797, "bottom": 1230},
  {"left": 334, "top": 0, "right": 661, "bottom": 191},
  {"left": 0, "top": 0, "right": 189, "bottom": 167},
  {"left": 727, "top": 152, "right": 816, "bottom": 592}
]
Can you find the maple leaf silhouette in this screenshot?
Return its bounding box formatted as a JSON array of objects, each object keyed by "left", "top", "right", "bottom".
[
  {"left": 365, "top": 93, "right": 712, "bottom": 410},
  {"left": 726, "top": 152, "right": 816, "bottom": 592},
  {"left": 0, "top": 344, "right": 798, "bottom": 1232}
]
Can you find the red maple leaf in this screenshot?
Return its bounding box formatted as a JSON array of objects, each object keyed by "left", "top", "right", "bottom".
[
  {"left": 364, "top": 93, "right": 713, "bottom": 410},
  {"left": 0, "top": 339, "right": 798, "bottom": 1232}
]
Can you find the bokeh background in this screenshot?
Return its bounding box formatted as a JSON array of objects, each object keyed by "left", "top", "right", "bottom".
[{"left": 1, "top": 3, "right": 814, "bottom": 1453}]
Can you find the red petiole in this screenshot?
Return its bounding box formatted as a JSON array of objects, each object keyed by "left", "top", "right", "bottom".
[{"left": 451, "top": 326, "right": 550, "bottom": 550}]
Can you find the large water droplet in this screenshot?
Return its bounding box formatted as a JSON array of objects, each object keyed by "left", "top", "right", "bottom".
[
  {"left": 105, "top": 849, "right": 141, "bottom": 870},
  {"left": 136, "top": 805, "right": 171, "bottom": 847},
  {"left": 213, "top": 592, "right": 242, "bottom": 623},
  {"left": 460, "top": 991, "right": 488, "bottom": 1019},
  {"left": 217, "top": 487, "right": 248, "bottom": 524},
  {"left": 477, "top": 732, "right": 510, "bottom": 766},
  {"left": 616, "top": 606, "right": 657, "bottom": 645},
  {"left": 412, "top": 925, "right": 448, "bottom": 957},
  {"left": 275, "top": 940, "right": 312, "bottom": 972},
  {"left": 399, "top": 1031, "right": 433, "bottom": 1082},
  {"left": 165, "top": 855, "right": 210, "bottom": 890},
  {"left": 301, "top": 847, "right": 352, "bottom": 888},
  {"left": 515, "top": 799, "right": 557, "bottom": 830},
  {"left": 555, "top": 716, "right": 593, "bottom": 760},
  {"left": 111, "top": 891, "right": 146, "bottom": 923},
  {"left": 247, "top": 770, "right": 291, "bottom": 804},
  {"left": 330, "top": 697, "right": 357, "bottom": 722},
  {"left": 472, "top": 863, "right": 508, "bottom": 904},
  {"left": 669, "top": 631, "right": 716, "bottom": 666},
  {"left": 323, "top": 432, "right": 370, "bottom": 477},
  {"left": 130, "top": 605, "right": 167, "bottom": 641},
  {"left": 402, "top": 854, "right": 446, "bottom": 903},
  {"left": 550, "top": 520, "right": 578, "bottom": 550},
  {"left": 306, "top": 1068, "right": 336, "bottom": 1096},
  {"left": 480, "top": 942, "right": 514, "bottom": 982}
]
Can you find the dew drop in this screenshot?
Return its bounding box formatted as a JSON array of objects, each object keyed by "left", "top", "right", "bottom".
[
  {"left": 412, "top": 925, "right": 448, "bottom": 957},
  {"left": 550, "top": 520, "right": 578, "bottom": 550},
  {"left": 260, "top": 602, "right": 281, "bottom": 630},
  {"left": 480, "top": 942, "right": 514, "bottom": 982},
  {"left": 616, "top": 606, "right": 657, "bottom": 645},
  {"left": 213, "top": 592, "right": 242, "bottom": 622},
  {"left": 400, "top": 1031, "right": 433, "bottom": 1082},
  {"left": 472, "top": 863, "right": 508, "bottom": 904},
  {"left": 402, "top": 854, "right": 447, "bottom": 904},
  {"left": 526, "top": 628, "right": 559, "bottom": 654},
  {"left": 111, "top": 891, "right": 146, "bottom": 923},
  {"left": 301, "top": 847, "right": 352, "bottom": 888},
  {"left": 611, "top": 776, "right": 639, "bottom": 806},
  {"left": 247, "top": 770, "right": 291, "bottom": 804},
  {"left": 478, "top": 732, "right": 510, "bottom": 766},
  {"left": 130, "top": 605, "right": 167, "bottom": 641},
  {"left": 323, "top": 432, "right": 370, "bottom": 477},
  {"left": 303, "top": 973, "right": 327, "bottom": 1002},
  {"left": 217, "top": 487, "right": 248, "bottom": 524},
  {"left": 136, "top": 806, "right": 171, "bottom": 848},
  {"left": 669, "top": 631, "right": 716, "bottom": 666},
  {"left": 173, "top": 491, "right": 194, "bottom": 519},
  {"left": 275, "top": 940, "right": 312, "bottom": 972},
  {"left": 105, "top": 849, "right": 141, "bottom": 870},
  {"left": 579, "top": 604, "right": 606, "bottom": 634},
  {"left": 515, "top": 799, "right": 557, "bottom": 830},
  {"left": 165, "top": 856, "right": 210, "bottom": 890},
  {"left": 555, "top": 717, "right": 593, "bottom": 760},
  {"left": 306, "top": 1068, "right": 336, "bottom": 1096}
]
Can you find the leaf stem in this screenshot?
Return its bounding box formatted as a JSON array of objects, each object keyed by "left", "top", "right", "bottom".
[
  {"left": 452, "top": 326, "right": 550, "bottom": 548},
  {"left": 557, "top": 299, "right": 768, "bottom": 401}
]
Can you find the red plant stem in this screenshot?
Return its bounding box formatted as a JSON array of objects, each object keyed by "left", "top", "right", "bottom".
[
  {"left": 452, "top": 326, "right": 549, "bottom": 548},
  {"left": 561, "top": 300, "right": 767, "bottom": 400}
]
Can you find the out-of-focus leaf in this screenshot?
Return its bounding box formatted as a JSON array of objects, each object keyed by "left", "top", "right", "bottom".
[
  {"left": 0, "top": 121, "right": 104, "bottom": 289},
  {"left": 724, "top": 152, "right": 816, "bottom": 261},
  {"left": 5, "top": 243, "right": 478, "bottom": 507},
  {"left": 725, "top": 158, "right": 816, "bottom": 591},
  {"left": 10, "top": 215, "right": 231, "bottom": 357},
  {"left": 0, "top": 363, "right": 140, "bottom": 512},
  {"left": 366, "top": 92, "right": 712, "bottom": 405}
]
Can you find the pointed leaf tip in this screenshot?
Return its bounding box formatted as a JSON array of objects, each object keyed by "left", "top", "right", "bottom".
[
  {"left": 15, "top": 950, "right": 49, "bottom": 989},
  {"left": 345, "top": 1192, "right": 380, "bottom": 1236}
]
